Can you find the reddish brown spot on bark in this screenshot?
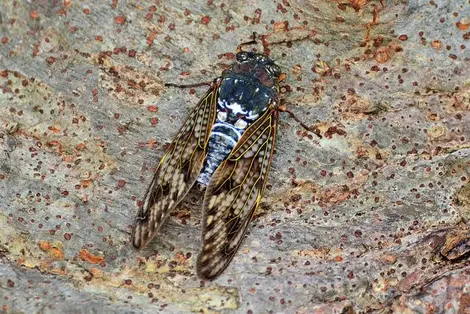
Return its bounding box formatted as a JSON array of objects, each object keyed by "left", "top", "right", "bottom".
[
  {"left": 147, "top": 105, "right": 158, "bottom": 112},
  {"left": 114, "top": 16, "right": 126, "bottom": 25},
  {"left": 201, "top": 16, "right": 211, "bottom": 25}
]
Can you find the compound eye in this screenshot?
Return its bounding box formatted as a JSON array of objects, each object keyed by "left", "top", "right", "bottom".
[
  {"left": 236, "top": 52, "right": 249, "bottom": 62},
  {"left": 266, "top": 64, "right": 281, "bottom": 77}
]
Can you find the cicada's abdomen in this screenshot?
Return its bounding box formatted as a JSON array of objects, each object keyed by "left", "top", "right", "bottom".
[{"left": 197, "top": 121, "right": 241, "bottom": 186}]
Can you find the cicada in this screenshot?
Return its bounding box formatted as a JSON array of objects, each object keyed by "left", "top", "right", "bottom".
[{"left": 132, "top": 39, "right": 307, "bottom": 280}]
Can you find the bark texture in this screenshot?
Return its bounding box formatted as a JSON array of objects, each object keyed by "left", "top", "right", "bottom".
[{"left": 1, "top": 0, "right": 469, "bottom": 313}]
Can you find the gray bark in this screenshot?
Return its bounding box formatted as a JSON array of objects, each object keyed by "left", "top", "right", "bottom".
[{"left": 1, "top": 0, "right": 469, "bottom": 313}]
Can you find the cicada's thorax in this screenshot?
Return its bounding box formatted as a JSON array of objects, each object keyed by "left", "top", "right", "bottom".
[{"left": 197, "top": 52, "right": 281, "bottom": 186}]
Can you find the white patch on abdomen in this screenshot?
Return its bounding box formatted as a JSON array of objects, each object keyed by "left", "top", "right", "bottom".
[{"left": 197, "top": 121, "right": 244, "bottom": 186}]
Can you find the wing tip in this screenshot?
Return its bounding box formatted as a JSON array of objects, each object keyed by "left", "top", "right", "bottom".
[
  {"left": 131, "top": 221, "right": 151, "bottom": 249},
  {"left": 196, "top": 251, "right": 232, "bottom": 281},
  {"left": 196, "top": 265, "right": 221, "bottom": 281}
]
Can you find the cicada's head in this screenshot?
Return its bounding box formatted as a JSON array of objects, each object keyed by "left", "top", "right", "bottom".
[{"left": 229, "top": 51, "right": 283, "bottom": 89}]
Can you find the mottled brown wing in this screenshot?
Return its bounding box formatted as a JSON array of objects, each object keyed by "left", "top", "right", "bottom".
[
  {"left": 197, "top": 106, "right": 279, "bottom": 280},
  {"left": 132, "top": 83, "right": 218, "bottom": 248}
]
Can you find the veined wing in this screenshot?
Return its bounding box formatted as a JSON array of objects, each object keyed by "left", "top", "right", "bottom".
[
  {"left": 197, "top": 106, "right": 279, "bottom": 280},
  {"left": 132, "top": 82, "right": 218, "bottom": 248}
]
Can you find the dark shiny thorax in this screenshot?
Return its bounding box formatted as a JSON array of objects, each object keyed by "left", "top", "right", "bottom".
[{"left": 218, "top": 52, "right": 281, "bottom": 123}]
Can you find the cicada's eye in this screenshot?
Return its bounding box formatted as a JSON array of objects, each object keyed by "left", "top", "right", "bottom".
[
  {"left": 236, "top": 52, "right": 249, "bottom": 62},
  {"left": 266, "top": 64, "right": 281, "bottom": 77}
]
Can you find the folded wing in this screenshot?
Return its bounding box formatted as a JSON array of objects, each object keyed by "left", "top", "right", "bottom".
[
  {"left": 132, "top": 84, "right": 218, "bottom": 249},
  {"left": 197, "top": 106, "right": 279, "bottom": 279}
]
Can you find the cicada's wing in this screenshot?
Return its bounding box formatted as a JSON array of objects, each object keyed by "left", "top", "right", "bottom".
[
  {"left": 197, "top": 106, "right": 279, "bottom": 280},
  {"left": 132, "top": 82, "right": 218, "bottom": 249}
]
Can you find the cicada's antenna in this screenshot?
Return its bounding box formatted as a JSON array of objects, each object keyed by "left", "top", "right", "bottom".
[{"left": 236, "top": 32, "right": 259, "bottom": 53}]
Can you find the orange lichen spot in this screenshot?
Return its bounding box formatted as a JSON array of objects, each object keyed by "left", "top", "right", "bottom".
[
  {"left": 79, "top": 249, "right": 105, "bottom": 264},
  {"left": 431, "top": 40, "right": 443, "bottom": 50},
  {"left": 39, "top": 240, "right": 52, "bottom": 251},
  {"left": 273, "top": 21, "right": 289, "bottom": 32},
  {"left": 38, "top": 240, "right": 65, "bottom": 260},
  {"left": 114, "top": 15, "right": 126, "bottom": 25},
  {"left": 350, "top": 0, "right": 368, "bottom": 11},
  {"left": 456, "top": 19, "right": 470, "bottom": 31},
  {"left": 1, "top": 37, "right": 8, "bottom": 44},
  {"left": 50, "top": 245, "right": 62, "bottom": 260},
  {"left": 64, "top": 0, "right": 71, "bottom": 7},
  {"left": 298, "top": 248, "right": 330, "bottom": 259},
  {"left": 183, "top": 47, "right": 190, "bottom": 53},
  {"left": 146, "top": 31, "right": 157, "bottom": 46},
  {"left": 81, "top": 179, "right": 92, "bottom": 188},
  {"left": 96, "top": 35, "right": 103, "bottom": 42},
  {"left": 89, "top": 267, "right": 102, "bottom": 278},
  {"left": 278, "top": 72, "right": 287, "bottom": 82},
  {"left": 278, "top": 103, "right": 287, "bottom": 112},
  {"left": 335, "top": 255, "right": 343, "bottom": 262},
  {"left": 49, "top": 126, "right": 61, "bottom": 133},
  {"left": 29, "top": 10, "right": 40, "bottom": 20},
  {"left": 175, "top": 252, "right": 187, "bottom": 264},
  {"left": 83, "top": 8, "right": 91, "bottom": 15},
  {"left": 427, "top": 113, "right": 439, "bottom": 121},
  {"left": 382, "top": 254, "right": 397, "bottom": 264},
  {"left": 76, "top": 143, "right": 86, "bottom": 151}
]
